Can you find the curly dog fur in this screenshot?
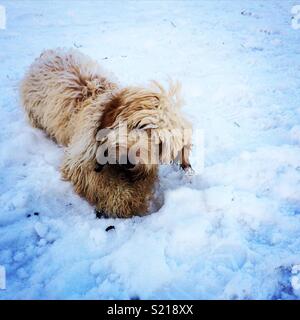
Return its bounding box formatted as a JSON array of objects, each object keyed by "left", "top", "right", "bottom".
[{"left": 20, "top": 48, "right": 192, "bottom": 218}]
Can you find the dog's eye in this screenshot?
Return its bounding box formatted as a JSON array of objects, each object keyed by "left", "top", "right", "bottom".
[{"left": 138, "top": 123, "right": 159, "bottom": 130}]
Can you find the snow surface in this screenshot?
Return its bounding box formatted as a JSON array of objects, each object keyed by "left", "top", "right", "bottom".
[{"left": 1, "top": 0, "right": 300, "bottom": 300}]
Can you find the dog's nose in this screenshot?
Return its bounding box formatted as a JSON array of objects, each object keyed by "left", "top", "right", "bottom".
[
  {"left": 94, "top": 163, "right": 105, "bottom": 172},
  {"left": 121, "top": 163, "right": 135, "bottom": 170},
  {"left": 117, "top": 154, "right": 136, "bottom": 170}
]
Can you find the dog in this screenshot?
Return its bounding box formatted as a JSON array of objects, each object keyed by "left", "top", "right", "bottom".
[{"left": 20, "top": 48, "right": 192, "bottom": 218}]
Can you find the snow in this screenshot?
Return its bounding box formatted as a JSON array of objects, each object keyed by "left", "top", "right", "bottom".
[
  {"left": 1, "top": 0, "right": 300, "bottom": 299},
  {"left": 291, "top": 265, "right": 300, "bottom": 297}
]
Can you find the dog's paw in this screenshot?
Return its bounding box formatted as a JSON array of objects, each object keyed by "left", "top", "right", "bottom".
[{"left": 95, "top": 209, "right": 108, "bottom": 219}]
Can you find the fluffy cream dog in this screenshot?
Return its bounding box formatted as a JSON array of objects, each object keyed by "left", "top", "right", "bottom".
[{"left": 20, "top": 48, "right": 192, "bottom": 218}]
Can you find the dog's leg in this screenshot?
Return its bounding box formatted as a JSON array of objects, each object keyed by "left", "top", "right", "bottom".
[{"left": 95, "top": 208, "right": 109, "bottom": 219}]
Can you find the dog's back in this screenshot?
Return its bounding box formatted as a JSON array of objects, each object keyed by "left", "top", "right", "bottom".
[{"left": 20, "top": 48, "right": 116, "bottom": 145}]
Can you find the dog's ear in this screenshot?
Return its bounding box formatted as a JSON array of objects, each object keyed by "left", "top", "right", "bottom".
[{"left": 99, "top": 95, "right": 123, "bottom": 129}]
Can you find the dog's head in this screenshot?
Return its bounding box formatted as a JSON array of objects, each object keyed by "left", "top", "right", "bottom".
[{"left": 95, "top": 81, "right": 193, "bottom": 177}]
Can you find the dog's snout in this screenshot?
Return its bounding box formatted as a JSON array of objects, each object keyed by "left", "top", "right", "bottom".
[
  {"left": 94, "top": 163, "right": 105, "bottom": 172},
  {"left": 118, "top": 155, "right": 136, "bottom": 170},
  {"left": 120, "top": 162, "right": 136, "bottom": 170}
]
